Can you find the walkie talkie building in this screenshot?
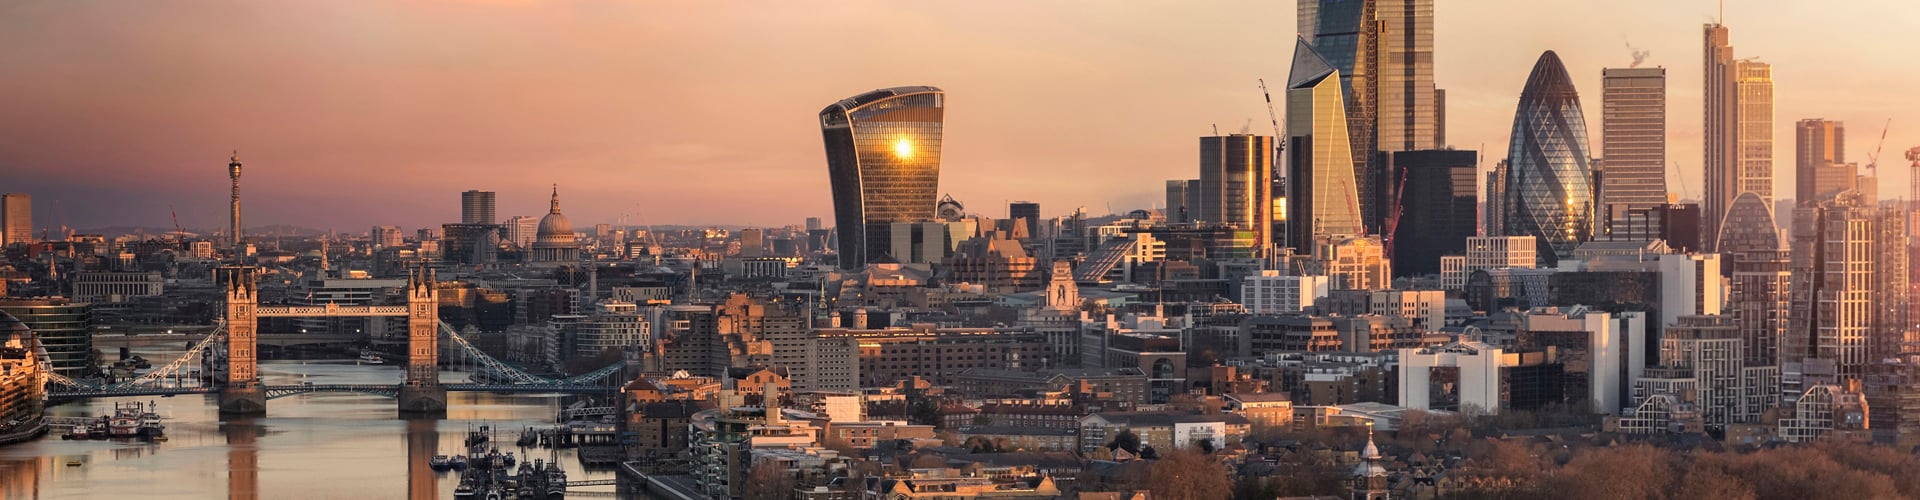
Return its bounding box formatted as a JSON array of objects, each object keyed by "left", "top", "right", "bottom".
[{"left": 821, "top": 86, "right": 945, "bottom": 269}]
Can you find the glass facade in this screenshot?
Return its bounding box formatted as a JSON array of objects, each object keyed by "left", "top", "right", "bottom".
[
  {"left": 1198, "top": 134, "right": 1273, "bottom": 252},
  {"left": 0, "top": 299, "right": 92, "bottom": 376},
  {"left": 1501, "top": 51, "right": 1594, "bottom": 267},
  {"left": 1287, "top": 38, "right": 1362, "bottom": 251},
  {"left": 821, "top": 87, "right": 945, "bottom": 269},
  {"left": 1716, "top": 192, "right": 1781, "bottom": 256}
]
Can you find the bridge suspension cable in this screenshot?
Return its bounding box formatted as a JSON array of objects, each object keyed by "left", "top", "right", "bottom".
[
  {"left": 439, "top": 321, "right": 555, "bottom": 385},
  {"left": 109, "top": 322, "right": 227, "bottom": 390}
]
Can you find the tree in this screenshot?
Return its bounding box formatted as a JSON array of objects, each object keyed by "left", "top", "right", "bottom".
[
  {"left": 962, "top": 436, "right": 1002, "bottom": 453},
  {"left": 907, "top": 395, "right": 942, "bottom": 427},
  {"left": 741, "top": 460, "right": 797, "bottom": 500},
  {"left": 1147, "top": 449, "right": 1233, "bottom": 500},
  {"left": 1108, "top": 429, "right": 1141, "bottom": 454},
  {"left": 1196, "top": 438, "right": 1217, "bottom": 454},
  {"left": 1140, "top": 445, "right": 1159, "bottom": 460}
]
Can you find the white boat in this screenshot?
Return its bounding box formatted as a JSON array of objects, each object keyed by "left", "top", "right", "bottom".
[{"left": 359, "top": 351, "right": 384, "bottom": 364}]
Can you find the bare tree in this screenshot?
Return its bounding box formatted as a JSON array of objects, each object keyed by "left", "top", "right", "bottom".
[{"left": 1148, "top": 449, "right": 1232, "bottom": 500}]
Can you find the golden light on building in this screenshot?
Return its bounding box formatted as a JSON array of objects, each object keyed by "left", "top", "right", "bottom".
[{"left": 893, "top": 137, "right": 914, "bottom": 159}]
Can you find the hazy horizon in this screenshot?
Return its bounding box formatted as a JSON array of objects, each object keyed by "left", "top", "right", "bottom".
[{"left": 3, "top": 0, "right": 1915, "bottom": 233}]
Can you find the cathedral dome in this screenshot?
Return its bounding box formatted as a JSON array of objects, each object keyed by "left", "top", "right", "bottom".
[{"left": 534, "top": 185, "right": 576, "bottom": 248}]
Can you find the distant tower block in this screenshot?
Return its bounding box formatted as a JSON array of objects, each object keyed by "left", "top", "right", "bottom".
[{"left": 228, "top": 152, "right": 245, "bottom": 258}]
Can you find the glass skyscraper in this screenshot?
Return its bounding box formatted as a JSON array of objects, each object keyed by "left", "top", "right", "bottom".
[
  {"left": 1286, "top": 37, "right": 1363, "bottom": 251},
  {"left": 1198, "top": 134, "right": 1275, "bottom": 254},
  {"left": 1297, "top": 0, "right": 1440, "bottom": 233},
  {"left": 1501, "top": 51, "right": 1594, "bottom": 267},
  {"left": 820, "top": 86, "right": 945, "bottom": 269}
]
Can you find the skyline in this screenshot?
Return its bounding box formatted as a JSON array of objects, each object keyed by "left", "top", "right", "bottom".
[{"left": 3, "top": 1, "right": 1918, "bottom": 232}]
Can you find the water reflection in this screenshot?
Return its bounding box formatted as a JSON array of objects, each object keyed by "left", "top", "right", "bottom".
[
  {"left": 407, "top": 418, "right": 438, "bottom": 500},
  {"left": 0, "top": 349, "right": 632, "bottom": 499},
  {"left": 222, "top": 418, "right": 262, "bottom": 500}
]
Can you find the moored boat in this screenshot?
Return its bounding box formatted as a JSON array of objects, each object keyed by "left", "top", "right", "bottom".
[{"left": 429, "top": 455, "right": 452, "bottom": 471}]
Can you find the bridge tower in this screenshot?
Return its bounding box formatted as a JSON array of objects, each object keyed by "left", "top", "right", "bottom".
[
  {"left": 217, "top": 266, "right": 266, "bottom": 415},
  {"left": 397, "top": 265, "right": 446, "bottom": 414}
]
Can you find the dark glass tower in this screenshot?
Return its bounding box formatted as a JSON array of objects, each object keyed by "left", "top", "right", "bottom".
[
  {"left": 1389, "top": 149, "right": 1477, "bottom": 277},
  {"left": 1501, "top": 51, "right": 1594, "bottom": 267},
  {"left": 821, "top": 87, "right": 945, "bottom": 269}
]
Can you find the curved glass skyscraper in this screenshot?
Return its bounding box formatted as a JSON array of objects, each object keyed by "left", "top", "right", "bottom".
[
  {"left": 821, "top": 86, "right": 945, "bottom": 269},
  {"left": 1501, "top": 51, "right": 1593, "bottom": 266}
]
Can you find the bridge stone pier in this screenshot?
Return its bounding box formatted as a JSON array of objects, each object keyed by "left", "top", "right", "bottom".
[{"left": 217, "top": 265, "right": 445, "bottom": 416}]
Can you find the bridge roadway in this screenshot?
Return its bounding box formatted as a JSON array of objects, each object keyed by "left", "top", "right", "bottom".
[
  {"left": 92, "top": 332, "right": 365, "bottom": 348},
  {"left": 48, "top": 383, "right": 618, "bottom": 400}
]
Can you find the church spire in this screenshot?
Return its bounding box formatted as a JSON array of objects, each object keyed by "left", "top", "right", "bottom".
[{"left": 549, "top": 184, "right": 561, "bottom": 214}]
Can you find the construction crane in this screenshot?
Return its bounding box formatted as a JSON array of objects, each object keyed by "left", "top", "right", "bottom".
[
  {"left": 1381, "top": 168, "right": 1409, "bottom": 259},
  {"left": 1907, "top": 146, "right": 1920, "bottom": 206},
  {"left": 1258, "top": 78, "right": 1285, "bottom": 153},
  {"left": 1865, "top": 118, "right": 1892, "bottom": 173}
]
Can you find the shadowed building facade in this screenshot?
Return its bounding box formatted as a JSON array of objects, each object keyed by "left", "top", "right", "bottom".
[
  {"left": 1499, "top": 51, "right": 1595, "bottom": 267},
  {"left": 821, "top": 86, "right": 945, "bottom": 269}
]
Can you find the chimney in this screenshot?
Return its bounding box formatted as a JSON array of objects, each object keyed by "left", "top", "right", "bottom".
[{"left": 764, "top": 381, "right": 783, "bottom": 425}]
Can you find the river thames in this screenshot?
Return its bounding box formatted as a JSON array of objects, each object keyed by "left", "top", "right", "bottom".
[{"left": 0, "top": 347, "right": 639, "bottom": 499}]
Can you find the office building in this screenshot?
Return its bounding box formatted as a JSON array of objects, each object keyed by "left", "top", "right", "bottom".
[
  {"left": 0, "top": 298, "right": 92, "bottom": 376},
  {"left": 1606, "top": 203, "right": 1702, "bottom": 253},
  {"left": 504, "top": 216, "right": 539, "bottom": 249},
  {"left": 1500, "top": 51, "right": 1595, "bottom": 266},
  {"left": 1599, "top": 67, "right": 1668, "bottom": 226},
  {"left": 1165, "top": 179, "right": 1197, "bottom": 223},
  {"left": 1640, "top": 315, "right": 1778, "bottom": 431},
  {"left": 738, "top": 228, "right": 764, "bottom": 258},
  {"left": 1297, "top": 235, "right": 1390, "bottom": 291},
  {"left": 1389, "top": 150, "right": 1477, "bottom": 276},
  {"left": 1485, "top": 160, "right": 1507, "bottom": 237},
  {"left": 72, "top": 272, "right": 164, "bottom": 303},
  {"left": 1703, "top": 23, "right": 1773, "bottom": 250},
  {"left": 821, "top": 86, "right": 945, "bottom": 269},
  {"left": 1299, "top": 0, "right": 1441, "bottom": 233},
  {"left": 461, "top": 190, "right": 496, "bottom": 225},
  {"left": 1787, "top": 193, "right": 1878, "bottom": 386},
  {"left": 1286, "top": 37, "right": 1363, "bottom": 250},
  {"left": 0, "top": 193, "right": 28, "bottom": 245},
  {"left": 1009, "top": 202, "right": 1040, "bottom": 239},
  {"left": 1241, "top": 271, "right": 1330, "bottom": 314},
  {"left": 1400, "top": 341, "right": 1569, "bottom": 415},
  {"left": 1199, "top": 134, "right": 1275, "bottom": 251},
  {"left": 1796, "top": 119, "right": 1846, "bottom": 203},
  {"left": 1466, "top": 236, "right": 1538, "bottom": 271},
  {"left": 369, "top": 225, "right": 404, "bottom": 249}
]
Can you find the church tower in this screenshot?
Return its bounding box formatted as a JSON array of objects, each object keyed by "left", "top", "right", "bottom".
[{"left": 1351, "top": 423, "right": 1390, "bottom": 500}]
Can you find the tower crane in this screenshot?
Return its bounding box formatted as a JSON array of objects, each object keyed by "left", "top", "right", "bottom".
[
  {"left": 1907, "top": 146, "right": 1920, "bottom": 207},
  {"left": 1865, "top": 118, "right": 1892, "bottom": 173}
]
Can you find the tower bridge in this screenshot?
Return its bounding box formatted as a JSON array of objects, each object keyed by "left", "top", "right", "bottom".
[{"left": 43, "top": 265, "right": 626, "bottom": 416}]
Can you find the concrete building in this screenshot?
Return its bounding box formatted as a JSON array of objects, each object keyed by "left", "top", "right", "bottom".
[
  {"left": 72, "top": 272, "right": 164, "bottom": 304},
  {"left": 1655, "top": 253, "right": 1722, "bottom": 328},
  {"left": 1241, "top": 271, "right": 1330, "bottom": 315},
  {"left": 369, "top": 225, "right": 405, "bottom": 249},
  {"left": 1, "top": 193, "right": 30, "bottom": 245},
  {"left": 1398, "top": 341, "right": 1507, "bottom": 414},
  {"left": 1298, "top": 235, "right": 1389, "bottom": 291},
  {"left": 503, "top": 216, "right": 539, "bottom": 249},
  {"left": 1599, "top": 67, "right": 1668, "bottom": 227},
  {"left": 460, "top": 190, "right": 496, "bottom": 225}
]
